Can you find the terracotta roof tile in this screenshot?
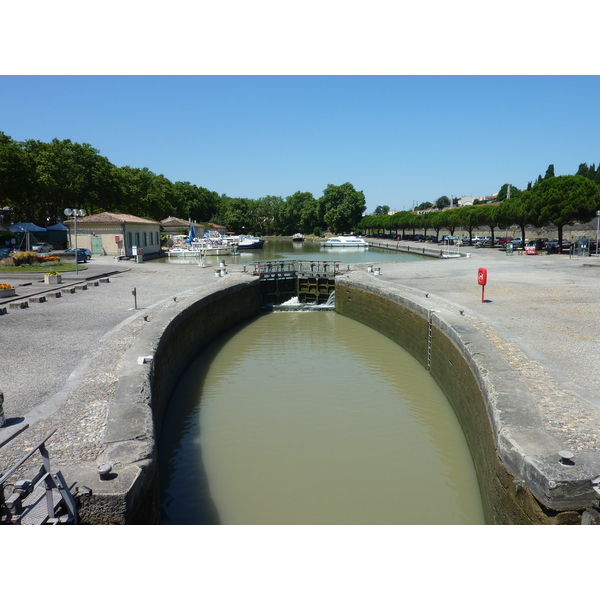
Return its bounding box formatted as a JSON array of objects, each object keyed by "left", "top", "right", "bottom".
[{"left": 64, "top": 212, "right": 160, "bottom": 225}]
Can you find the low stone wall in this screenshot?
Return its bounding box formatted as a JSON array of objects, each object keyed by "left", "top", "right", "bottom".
[{"left": 335, "top": 275, "right": 600, "bottom": 524}]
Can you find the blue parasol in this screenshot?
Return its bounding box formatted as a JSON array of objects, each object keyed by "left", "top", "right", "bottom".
[{"left": 187, "top": 223, "right": 195, "bottom": 245}]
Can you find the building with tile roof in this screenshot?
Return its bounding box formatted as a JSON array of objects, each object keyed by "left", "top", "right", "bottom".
[{"left": 63, "top": 212, "right": 161, "bottom": 258}]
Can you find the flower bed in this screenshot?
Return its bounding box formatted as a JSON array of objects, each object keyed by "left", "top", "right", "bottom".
[
  {"left": 0, "top": 283, "right": 16, "bottom": 298},
  {"left": 44, "top": 272, "right": 62, "bottom": 284}
]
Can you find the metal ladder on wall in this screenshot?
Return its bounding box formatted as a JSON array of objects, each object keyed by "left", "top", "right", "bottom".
[{"left": 0, "top": 429, "right": 78, "bottom": 524}]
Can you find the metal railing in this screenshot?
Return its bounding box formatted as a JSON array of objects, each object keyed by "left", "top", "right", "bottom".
[
  {"left": 0, "top": 429, "right": 77, "bottom": 524},
  {"left": 253, "top": 260, "right": 342, "bottom": 278}
]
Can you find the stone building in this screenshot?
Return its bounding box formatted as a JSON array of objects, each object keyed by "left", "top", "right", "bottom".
[{"left": 64, "top": 212, "right": 162, "bottom": 258}]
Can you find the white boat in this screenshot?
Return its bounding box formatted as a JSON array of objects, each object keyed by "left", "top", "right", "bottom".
[
  {"left": 319, "top": 235, "right": 369, "bottom": 248},
  {"left": 292, "top": 233, "right": 304, "bottom": 242},
  {"left": 167, "top": 227, "right": 236, "bottom": 257},
  {"left": 166, "top": 245, "right": 234, "bottom": 257},
  {"left": 238, "top": 236, "right": 264, "bottom": 250}
]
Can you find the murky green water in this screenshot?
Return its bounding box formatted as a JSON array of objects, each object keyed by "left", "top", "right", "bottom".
[
  {"left": 159, "top": 311, "right": 484, "bottom": 524},
  {"left": 159, "top": 238, "right": 433, "bottom": 266}
]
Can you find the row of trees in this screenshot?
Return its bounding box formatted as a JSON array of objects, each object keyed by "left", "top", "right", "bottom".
[
  {"left": 0, "top": 133, "right": 366, "bottom": 235},
  {"left": 359, "top": 174, "right": 600, "bottom": 246},
  {"left": 3, "top": 132, "right": 600, "bottom": 239}
]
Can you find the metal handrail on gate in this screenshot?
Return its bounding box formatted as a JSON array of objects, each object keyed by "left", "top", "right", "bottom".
[{"left": 0, "top": 429, "right": 78, "bottom": 524}]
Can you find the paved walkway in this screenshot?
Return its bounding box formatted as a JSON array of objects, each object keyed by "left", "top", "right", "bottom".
[{"left": 1, "top": 244, "right": 600, "bottom": 489}]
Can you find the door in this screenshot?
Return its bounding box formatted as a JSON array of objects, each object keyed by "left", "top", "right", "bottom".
[{"left": 91, "top": 236, "right": 103, "bottom": 255}]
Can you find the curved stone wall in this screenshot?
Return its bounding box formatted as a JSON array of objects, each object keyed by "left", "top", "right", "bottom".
[
  {"left": 85, "top": 272, "right": 599, "bottom": 523},
  {"left": 76, "top": 276, "right": 262, "bottom": 524},
  {"left": 335, "top": 274, "right": 599, "bottom": 524}
]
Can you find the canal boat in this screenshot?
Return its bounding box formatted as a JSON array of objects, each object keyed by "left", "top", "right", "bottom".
[
  {"left": 238, "top": 236, "right": 264, "bottom": 250},
  {"left": 320, "top": 235, "right": 369, "bottom": 248},
  {"left": 166, "top": 245, "right": 234, "bottom": 257},
  {"left": 167, "top": 228, "right": 236, "bottom": 257}
]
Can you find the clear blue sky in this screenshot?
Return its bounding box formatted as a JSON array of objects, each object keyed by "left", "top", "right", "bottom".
[{"left": 1, "top": 75, "right": 600, "bottom": 214}]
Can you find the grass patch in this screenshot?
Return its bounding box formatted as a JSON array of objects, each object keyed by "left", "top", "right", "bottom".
[{"left": 0, "top": 262, "right": 87, "bottom": 273}]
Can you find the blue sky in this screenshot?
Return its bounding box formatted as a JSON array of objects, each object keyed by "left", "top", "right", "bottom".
[{"left": 2, "top": 75, "right": 600, "bottom": 214}]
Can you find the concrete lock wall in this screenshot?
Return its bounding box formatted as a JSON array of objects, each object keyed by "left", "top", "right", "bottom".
[
  {"left": 86, "top": 273, "right": 599, "bottom": 523},
  {"left": 335, "top": 276, "right": 599, "bottom": 524},
  {"left": 76, "top": 277, "right": 262, "bottom": 524}
]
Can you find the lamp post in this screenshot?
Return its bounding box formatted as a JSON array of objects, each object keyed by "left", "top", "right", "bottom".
[{"left": 64, "top": 208, "right": 86, "bottom": 275}]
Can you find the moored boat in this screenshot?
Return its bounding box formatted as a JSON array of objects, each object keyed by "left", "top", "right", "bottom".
[
  {"left": 319, "top": 235, "right": 369, "bottom": 248},
  {"left": 292, "top": 233, "right": 304, "bottom": 242},
  {"left": 238, "top": 236, "right": 264, "bottom": 250}
]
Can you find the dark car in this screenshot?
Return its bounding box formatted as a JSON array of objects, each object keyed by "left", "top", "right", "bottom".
[{"left": 64, "top": 247, "right": 92, "bottom": 261}]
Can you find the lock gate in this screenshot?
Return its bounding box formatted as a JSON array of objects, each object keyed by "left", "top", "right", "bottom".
[{"left": 254, "top": 260, "right": 341, "bottom": 306}]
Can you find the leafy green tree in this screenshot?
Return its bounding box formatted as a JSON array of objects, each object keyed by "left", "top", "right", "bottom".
[
  {"left": 24, "top": 138, "right": 120, "bottom": 224},
  {"left": 284, "top": 191, "right": 318, "bottom": 234},
  {"left": 318, "top": 182, "right": 366, "bottom": 233},
  {"left": 496, "top": 183, "right": 521, "bottom": 203},
  {"left": 528, "top": 175, "right": 600, "bottom": 246},
  {"left": 415, "top": 201, "right": 434, "bottom": 211},
  {"left": 477, "top": 204, "right": 501, "bottom": 245},
  {"left": 435, "top": 196, "right": 450, "bottom": 209},
  {"left": 454, "top": 205, "right": 486, "bottom": 243},
  {"left": 373, "top": 204, "right": 390, "bottom": 216},
  {"left": 173, "top": 181, "right": 219, "bottom": 224},
  {"left": 544, "top": 164, "right": 555, "bottom": 179},
  {"left": 221, "top": 197, "right": 252, "bottom": 233},
  {"left": 495, "top": 192, "right": 536, "bottom": 243},
  {"left": 0, "top": 132, "right": 36, "bottom": 223}
]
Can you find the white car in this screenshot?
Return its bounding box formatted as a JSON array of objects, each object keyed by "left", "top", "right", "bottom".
[{"left": 32, "top": 242, "right": 53, "bottom": 252}]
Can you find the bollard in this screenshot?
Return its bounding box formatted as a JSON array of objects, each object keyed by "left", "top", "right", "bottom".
[
  {"left": 97, "top": 464, "right": 113, "bottom": 480},
  {"left": 0, "top": 388, "right": 5, "bottom": 427}
]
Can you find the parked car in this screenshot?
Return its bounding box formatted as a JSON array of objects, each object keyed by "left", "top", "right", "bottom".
[
  {"left": 440, "top": 235, "right": 459, "bottom": 244},
  {"left": 0, "top": 248, "right": 11, "bottom": 258},
  {"left": 525, "top": 239, "right": 546, "bottom": 251},
  {"left": 507, "top": 238, "right": 524, "bottom": 248},
  {"left": 32, "top": 242, "right": 53, "bottom": 252},
  {"left": 475, "top": 236, "right": 493, "bottom": 247},
  {"left": 64, "top": 247, "right": 92, "bottom": 260},
  {"left": 497, "top": 237, "right": 513, "bottom": 245}
]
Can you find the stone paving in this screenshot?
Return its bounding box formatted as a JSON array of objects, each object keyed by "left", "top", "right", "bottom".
[
  {"left": 0, "top": 255, "right": 250, "bottom": 483},
  {"left": 2, "top": 243, "right": 600, "bottom": 494}
]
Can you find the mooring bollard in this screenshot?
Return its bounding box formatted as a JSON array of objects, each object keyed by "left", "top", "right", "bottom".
[
  {"left": 0, "top": 388, "right": 6, "bottom": 427},
  {"left": 97, "top": 464, "right": 113, "bottom": 480}
]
